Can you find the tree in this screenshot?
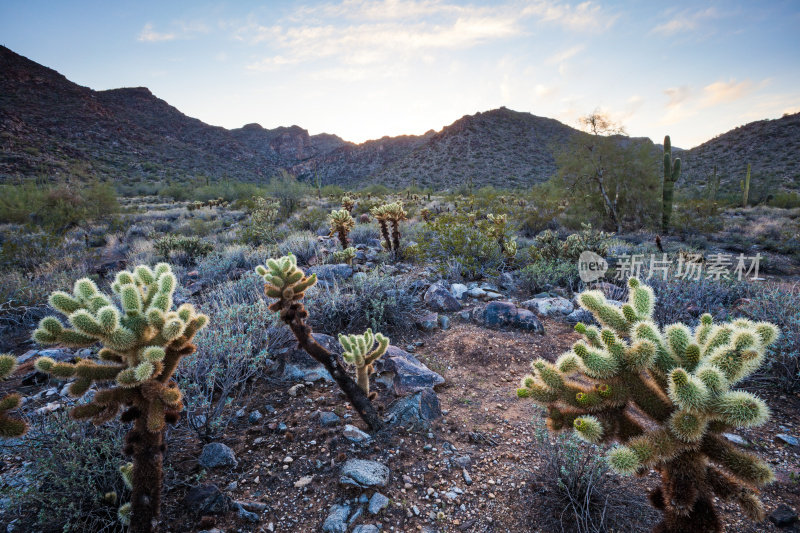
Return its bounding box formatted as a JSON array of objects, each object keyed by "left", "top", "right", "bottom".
[{"left": 557, "top": 111, "right": 660, "bottom": 233}]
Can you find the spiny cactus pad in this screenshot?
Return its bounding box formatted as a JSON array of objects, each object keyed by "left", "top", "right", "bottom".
[
  {"left": 255, "top": 253, "right": 317, "bottom": 313},
  {"left": 517, "top": 277, "right": 779, "bottom": 530},
  {"left": 339, "top": 328, "right": 389, "bottom": 398}
]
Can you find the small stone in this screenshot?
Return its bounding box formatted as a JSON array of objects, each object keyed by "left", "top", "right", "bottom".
[
  {"left": 322, "top": 504, "right": 351, "bottom": 533},
  {"left": 722, "top": 433, "right": 748, "bottom": 446},
  {"left": 198, "top": 443, "right": 238, "bottom": 469},
  {"left": 248, "top": 410, "right": 263, "bottom": 424},
  {"left": 769, "top": 504, "right": 798, "bottom": 527},
  {"left": 776, "top": 434, "right": 799, "bottom": 447},
  {"left": 437, "top": 314, "right": 450, "bottom": 330},
  {"left": 343, "top": 424, "right": 371, "bottom": 443},
  {"left": 368, "top": 492, "right": 389, "bottom": 515},
  {"left": 183, "top": 484, "right": 230, "bottom": 515},
  {"left": 294, "top": 476, "right": 313, "bottom": 488},
  {"left": 352, "top": 526, "right": 379, "bottom": 533},
  {"left": 316, "top": 411, "right": 341, "bottom": 427},
  {"left": 283, "top": 456, "right": 294, "bottom": 463},
  {"left": 462, "top": 469, "right": 472, "bottom": 485},
  {"left": 288, "top": 384, "right": 305, "bottom": 397},
  {"left": 340, "top": 459, "right": 390, "bottom": 488}
]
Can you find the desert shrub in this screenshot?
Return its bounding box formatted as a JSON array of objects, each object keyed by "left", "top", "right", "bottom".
[
  {"left": 195, "top": 245, "right": 269, "bottom": 284},
  {"left": 0, "top": 227, "right": 64, "bottom": 271},
  {"left": 277, "top": 232, "right": 320, "bottom": 265},
  {"left": 305, "top": 272, "right": 420, "bottom": 335},
  {"left": 416, "top": 212, "right": 505, "bottom": 280},
  {"left": 768, "top": 192, "right": 800, "bottom": 209},
  {"left": 526, "top": 412, "right": 655, "bottom": 533},
  {"left": 153, "top": 234, "right": 213, "bottom": 264},
  {"left": 518, "top": 258, "right": 580, "bottom": 295},
  {"left": 532, "top": 224, "right": 613, "bottom": 262},
  {"left": 179, "top": 280, "right": 277, "bottom": 437},
  {"left": 265, "top": 171, "right": 311, "bottom": 217},
  {"left": 238, "top": 196, "right": 281, "bottom": 245},
  {"left": 737, "top": 283, "right": 800, "bottom": 391},
  {"left": 1, "top": 413, "right": 128, "bottom": 533},
  {"left": 672, "top": 198, "right": 724, "bottom": 235},
  {"left": 288, "top": 205, "right": 330, "bottom": 232},
  {"left": 349, "top": 223, "right": 381, "bottom": 246},
  {"left": 645, "top": 275, "right": 748, "bottom": 326}
]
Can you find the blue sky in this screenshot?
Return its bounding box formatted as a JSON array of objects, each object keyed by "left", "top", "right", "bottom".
[{"left": 2, "top": 0, "right": 799, "bottom": 147}]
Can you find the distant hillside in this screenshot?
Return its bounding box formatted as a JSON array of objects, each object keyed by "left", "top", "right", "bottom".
[
  {"left": 680, "top": 112, "right": 800, "bottom": 196},
  {"left": 2, "top": 46, "right": 798, "bottom": 194}
]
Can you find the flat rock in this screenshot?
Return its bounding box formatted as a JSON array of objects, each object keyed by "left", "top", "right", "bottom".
[
  {"left": 384, "top": 388, "right": 442, "bottom": 428},
  {"left": 521, "top": 296, "right": 574, "bottom": 316},
  {"left": 322, "top": 504, "right": 351, "bottom": 533},
  {"left": 415, "top": 312, "right": 439, "bottom": 331},
  {"left": 343, "top": 424, "right": 372, "bottom": 443},
  {"left": 315, "top": 411, "right": 341, "bottom": 427},
  {"left": 198, "top": 442, "right": 238, "bottom": 469},
  {"left": 776, "top": 434, "right": 799, "bottom": 446},
  {"left": 375, "top": 346, "right": 444, "bottom": 396},
  {"left": 424, "top": 281, "right": 462, "bottom": 312},
  {"left": 450, "top": 283, "right": 468, "bottom": 300},
  {"left": 353, "top": 526, "right": 380, "bottom": 533},
  {"left": 723, "top": 433, "right": 749, "bottom": 446},
  {"left": 368, "top": 492, "right": 390, "bottom": 514},
  {"left": 183, "top": 484, "right": 230, "bottom": 515},
  {"left": 340, "top": 459, "right": 390, "bottom": 488}
]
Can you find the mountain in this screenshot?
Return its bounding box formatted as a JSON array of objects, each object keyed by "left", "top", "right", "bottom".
[
  {"left": 680, "top": 112, "right": 800, "bottom": 196},
  {"left": 1, "top": 45, "right": 798, "bottom": 194}
]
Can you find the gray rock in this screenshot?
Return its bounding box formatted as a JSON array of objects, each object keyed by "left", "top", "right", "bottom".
[
  {"left": 521, "top": 297, "right": 574, "bottom": 316},
  {"left": 769, "top": 504, "right": 798, "bottom": 527},
  {"left": 308, "top": 264, "right": 354, "bottom": 282},
  {"left": 368, "top": 492, "right": 390, "bottom": 514},
  {"left": 476, "top": 301, "right": 544, "bottom": 334},
  {"left": 416, "top": 312, "right": 439, "bottom": 331},
  {"left": 340, "top": 459, "right": 390, "bottom": 488},
  {"left": 198, "top": 442, "right": 238, "bottom": 469},
  {"left": 723, "top": 433, "right": 749, "bottom": 446},
  {"left": 343, "top": 424, "right": 372, "bottom": 443},
  {"left": 450, "top": 283, "right": 468, "bottom": 300},
  {"left": 248, "top": 410, "right": 263, "bottom": 424},
  {"left": 462, "top": 469, "right": 473, "bottom": 485},
  {"left": 566, "top": 309, "right": 595, "bottom": 325},
  {"left": 385, "top": 388, "right": 442, "bottom": 428},
  {"left": 316, "top": 411, "right": 341, "bottom": 427},
  {"left": 437, "top": 315, "right": 450, "bottom": 330},
  {"left": 776, "top": 434, "right": 799, "bottom": 446},
  {"left": 353, "top": 526, "right": 380, "bottom": 533},
  {"left": 183, "top": 484, "right": 230, "bottom": 515},
  {"left": 375, "top": 346, "right": 444, "bottom": 396},
  {"left": 424, "top": 281, "right": 462, "bottom": 312},
  {"left": 322, "top": 504, "right": 351, "bottom": 533},
  {"left": 232, "top": 501, "right": 260, "bottom": 522},
  {"left": 465, "top": 287, "right": 486, "bottom": 299}
]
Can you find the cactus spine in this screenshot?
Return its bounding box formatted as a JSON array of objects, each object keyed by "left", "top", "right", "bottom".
[
  {"left": 339, "top": 328, "right": 389, "bottom": 399},
  {"left": 517, "top": 277, "right": 778, "bottom": 532},
  {"left": 661, "top": 135, "right": 681, "bottom": 233},
  {"left": 32, "top": 264, "right": 208, "bottom": 533},
  {"left": 741, "top": 163, "right": 751, "bottom": 207},
  {"left": 0, "top": 354, "right": 28, "bottom": 437},
  {"left": 329, "top": 208, "right": 355, "bottom": 250},
  {"left": 341, "top": 195, "right": 355, "bottom": 213},
  {"left": 255, "top": 254, "right": 383, "bottom": 431}
]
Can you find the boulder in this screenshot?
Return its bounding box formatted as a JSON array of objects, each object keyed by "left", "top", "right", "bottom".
[
  {"left": 307, "top": 264, "right": 353, "bottom": 282},
  {"left": 474, "top": 301, "right": 544, "bottom": 334},
  {"left": 384, "top": 388, "right": 442, "bottom": 428},
  {"left": 450, "top": 283, "right": 468, "bottom": 300},
  {"left": 415, "top": 312, "right": 439, "bottom": 331},
  {"left": 375, "top": 346, "right": 445, "bottom": 396},
  {"left": 322, "top": 504, "right": 351, "bottom": 533},
  {"left": 566, "top": 309, "right": 595, "bottom": 325},
  {"left": 521, "top": 297, "right": 574, "bottom": 317},
  {"left": 340, "top": 459, "right": 390, "bottom": 488},
  {"left": 424, "top": 281, "right": 462, "bottom": 312},
  {"left": 183, "top": 484, "right": 230, "bottom": 515},
  {"left": 198, "top": 443, "right": 238, "bottom": 469},
  {"left": 769, "top": 504, "right": 798, "bottom": 527}
]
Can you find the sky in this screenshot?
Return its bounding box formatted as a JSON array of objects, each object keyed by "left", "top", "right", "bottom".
[{"left": 1, "top": 0, "right": 799, "bottom": 147}]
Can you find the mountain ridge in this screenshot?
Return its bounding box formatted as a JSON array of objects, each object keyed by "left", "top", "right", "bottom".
[{"left": 1, "top": 46, "right": 798, "bottom": 193}]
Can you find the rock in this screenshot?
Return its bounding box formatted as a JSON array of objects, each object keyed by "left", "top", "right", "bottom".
[
  {"left": 481, "top": 291, "right": 504, "bottom": 301},
  {"left": 322, "top": 504, "right": 351, "bottom": 533},
  {"left": 776, "top": 434, "right": 799, "bottom": 446},
  {"left": 769, "top": 504, "right": 798, "bottom": 527},
  {"left": 282, "top": 363, "right": 331, "bottom": 382},
  {"left": 288, "top": 384, "right": 305, "bottom": 397},
  {"left": 385, "top": 388, "right": 442, "bottom": 428},
  {"left": 232, "top": 501, "right": 260, "bottom": 522},
  {"left": 339, "top": 459, "right": 390, "bottom": 488},
  {"left": 20, "top": 348, "right": 73, "bottom": 365},
  {"left": 368, "top": 492, "right": 390, "bottom": 514},
  {"left": 416, "top": 312, "right": 439, "bottom": 331},
  {"left": 462, "top": 469, "right": 473, "bottom": 485},
  {"left": 465, "top": 287, "right": 486, "bottom": 299},
  {"left": 723, "top": 433, "right": 749, "bottom": 446},
  {"left": 475, "top": 301, "right": 544, "bottom": 334},
  {"left": 183, "top": 484, "right": 230, "bottom": 515},
  {"left": 521, "top": 297, "right": 574, "bottom": 316},
  {"left": 307, "top": 264, "right": 353, "bottom": 282},
  {"left": 315, "top": 411, "right": 341, "bottom": 427},
  {"left": 198, "top": 443, "right": 238, "bottom": 469},
  {"left": 424, "top": 281, "right": 462, "bottom": 312},
  {"left": 450, "top": 283, "right": 468, "bottom": 300},
  {"left": 353, "top": 526, "right": 379, "bottom": 533},
  {"left": 343, "top": 424, "right": 372, "bottom": 443},
  {"left": 437, "top": 315, "right": 450, "bottom": 330},
  {"left": 566, "top": 309, "right": 595, "bottom": 325},
  {"left": 294, "top": 476, "right": 314, "bottom": 488},
  {"left": 248, "top": 410, "right": 263, "bottom": 424},
  {"left": 375, "top": 346, "right": 444, "bottom": 396}
]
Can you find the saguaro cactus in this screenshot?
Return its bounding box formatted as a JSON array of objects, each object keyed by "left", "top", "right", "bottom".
[
  {"left": 517, "top": 277, "right": 778, "bottom": 533},
  {"left": 661, "top": 135, "right": 681, "bottom": 233},
  {"left": 741, "top": 163, "right": 751, "bottom": 207},
  {"left": 0, "top": 354, "right": 28, "bottom": 437},
  {"left": 32, "top": 264, "right": 208, "bottom": 533},
  {"left": 339, "top": 329, "right": 389, "bottom": 399},
  {"left": 255, "top": 254, "right": 383, "bottom": 431},
  {"left": 329, "top": 208, "right": 355, "bottom": 250}
]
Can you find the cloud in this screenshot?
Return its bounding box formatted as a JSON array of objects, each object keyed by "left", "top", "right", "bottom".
[
  {"left": 546, "top": 44, "right": 583, "bottom": 65},
  {"left": 664, "top": 85, "right": 691, "bottom": 107},
  {"left": 522, "top": 1, "right": 618, "bottom": 32},
  {"left": 702, "top": 79, "right": 756, "bottom": 106},
  {"left": 651, "top": 7, "right": 718, "bottom": 36},
  {"left": 137, "top": 20, "right": 209, "bottom": 43}
]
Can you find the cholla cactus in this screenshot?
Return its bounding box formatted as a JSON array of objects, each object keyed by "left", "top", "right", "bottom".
[
  {"left": 341, "top": 195, "right": 355, "bottom": 213},
  {"left": 0, "top": 354, "right": 27, "bottom": 437},
  {"left": 371, "top": 201, "right": 407, "bottom": 254},
  {"left": 329, "top": 208, "right": 355, "bottom": 250},
  {"left": 331, "top": 246, "right": 356, "bottom": 266},
  {"left": 339, "top": 329, "right": 389, "bottom": 399},
  {"left": 370, "top": 204, "right": 392, "bottom": 251},
  {"left": 486, "top": 213, "right": 517, "bottom": 259},
  {"left": 256, "top": 254, "right": 383, "bottom": 431},
  {"left": 517, "top": 277, "right": 778, "bottom": 532},
  {"left": 32, "top": 263, "right": 208, "bottom": 533}
]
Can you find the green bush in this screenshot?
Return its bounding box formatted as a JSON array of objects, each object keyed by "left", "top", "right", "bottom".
[
  {"left": 518, "top": 258, "right": 580, "bottom": 295},
  {"left": 1, "top": 413, "right": 128, "bottom": 532},
  {"left": 416, "top": 212, "right": 505, "bottom": 279},
  {"left": 768, "top": 191, "right": 800, "bottom": 209},
  {"left": 153, "top": 234, "right": 213, "bottom": 264},
  {"left": 531, "top": 224, "right": 613, "bottom": 262}
]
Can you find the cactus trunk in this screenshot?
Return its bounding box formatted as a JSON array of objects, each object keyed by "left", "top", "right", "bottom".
[
  {"left": 652, "top": 452, "right": 722, "bottom": 533},
  {"left": 661, "top": 135, "right": 681, "bottom": 233},
  {"left": 742, "top": 163, "right": 751, "bottom": 207},
  {"left": 336, "top": 228, "right": 348, "bottom": 250},
  {"left": 356, "top": 366, "right": 371, "bottom": 397},
  {"left": 390, "top": 220, "right": 401, "bottom": 254},
  {"left": 378, "top": 219, "right": 392, "bottom": 251},
  {"left": 128, "top": 417, "right": 164, "bottom": 533}
]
